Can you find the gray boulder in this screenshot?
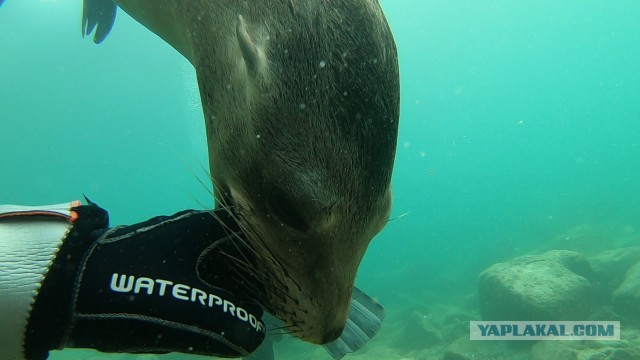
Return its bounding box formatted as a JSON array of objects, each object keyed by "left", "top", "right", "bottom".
[
  {"left": 442, "top": 335, "right": 530, "bottom": 360},
  {"left": 612, "top": 262, "right": 640, "bottom": 324},
  {"left": 531, "top": 332, "right": 640, "bottom": 360},
  {"left": 539, "top": 225, "right": 605, "bottom": 255},
  {"left": 478, "top": 250, "right": 595, "bottom": 320},
  {"left": 531, "top": 341, "right": 578, "bottom": 360},
  {"left": 590, "top": 247, "right": 640, "bottom": 294},
  {"left": 392, "top": 311, "right": 442, "bottom": 354}
]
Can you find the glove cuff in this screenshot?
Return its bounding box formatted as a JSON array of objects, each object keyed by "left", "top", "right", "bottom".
[
  {"left": 21, "top": 201, "right": 109, "bottom": 360},
  {"left": 0, "top": 202, "right": 82, "bottom": 360}
]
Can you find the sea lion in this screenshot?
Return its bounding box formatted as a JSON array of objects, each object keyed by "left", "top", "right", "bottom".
[{"left": 85, "top": 0, "right": 399, "bottom": 344}]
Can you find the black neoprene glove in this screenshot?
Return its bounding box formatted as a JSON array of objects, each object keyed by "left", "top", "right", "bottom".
[{"left": 24, "top": 202, "right": 266, "bottom": 360}]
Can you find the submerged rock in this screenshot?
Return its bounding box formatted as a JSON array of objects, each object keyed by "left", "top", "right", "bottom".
[
  {"left": 540, "top": 225, "right": 606, "bottom": 255},
  {"left": 587, "top": 349, "right": 640, "bottom": 360},
  {"left": 442, "top": 335, "right": 530, "bottom": 360},
  {"left": 531, "top": 341, "right": 579, "bottom": 360},
  {"left": 440, "top": 311, "right": 474, "bottom": 343},
  {"left": 612, "top": 262, "right": 640, "bottom": 325},
  {"left": 392, "top": 311, "right": 442, "bottom": 354},
  {"left": 531, "top": 330, "right": 640, "bottom": 360},
  {"left": 478, "top": 250, "right": 595, "bottom": 321},
  {"left": 590, "top": 247, "right": 640, "bottom": 294}
]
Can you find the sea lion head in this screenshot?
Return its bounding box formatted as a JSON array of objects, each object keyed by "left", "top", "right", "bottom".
[
  {"left": 80, "top": 0, "right": 398, "bottom": 346},
  {"left": 194, "top": 2, "right": 399, "bottom": 344}
]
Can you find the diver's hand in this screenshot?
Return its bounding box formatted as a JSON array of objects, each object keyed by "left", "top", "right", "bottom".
[{"left": 25, "top": 203, "right": 265, "bottom": 359}]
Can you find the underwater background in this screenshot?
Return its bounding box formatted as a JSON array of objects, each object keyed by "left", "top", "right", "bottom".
[{"left": 1, "top": 1, "right": 639, "bottom": 359}]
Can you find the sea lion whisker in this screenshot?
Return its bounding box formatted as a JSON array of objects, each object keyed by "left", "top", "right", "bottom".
[
  {"left": 262, "top": 266, "right": 297, "bottom": 301},
  {"left": 267, "top": 329, "right": 297, "bottom": 338},
  {"left": 197, "top": 161, "right": 230, "bottom": 207},
  {"left": 240, "top": 227, "right": 297, "bottom": 293},
  {"left": 268, "top": 288, "right": 298, "bottom": 310},
  {"left": 220, "top": 230, "right": 262, "bottom": 265},
  {"left": 225, "top": 271, "right": 266, "bottom": 302},
  {"left": 226, "top": 216, "right": 309, "bottom": 329},
  {"left": 278, "top": 265, "right": 303, "bottom": 293},
  {"left": 387, "top": 211, "right": 410, "bottom": 222},
  {"left": 202, "top": 168, "right": 236, "bottom": 214},
  {"left": 217, "top": 239, "right": 296, "bottom": 306},
  {"left": 189, "top": 163, "right": 221, "bottom": 208},
  {"left": 267, "top": 323, "right": 300, "bottom": 336},
  {"left": 204, "top": 211, "right": 255, "bottom": 247},
  {"left": 194, "top": 164, "right": 216, "bottom": 197},
  {"left": 218, "top": 250, "right": 262, "bottom": 280},
  {"left": 268, "top": 324, "right": 297, "bottom": 332},
  {"left": 266, "top": 285, "right": 298, "bottom": 304},
  {"left": 217, "top": 249, "right": 252, "bottom": 270},
  {"left": 240, "top": 220, "right": 287, "bottom": 273},
  {"left": 215, "top": 204, "right": 270, "bottom": 264},
  {"left": 222, "top": 228, "right": 280, "bottom": 282},
  {"left": 224, "top": 227, "right": 263, "bottom": 260},
  {"left": 284, "top": 328, "right": 306, "bottom": 340}
]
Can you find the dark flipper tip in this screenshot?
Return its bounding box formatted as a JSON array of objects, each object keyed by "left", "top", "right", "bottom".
[{"left": 81, "top": 0, "right": 117, "bottom": 44}]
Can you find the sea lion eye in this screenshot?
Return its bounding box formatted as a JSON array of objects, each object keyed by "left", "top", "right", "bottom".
[{"left": 267, "top": 186, "right": 310, "bottom": 232}]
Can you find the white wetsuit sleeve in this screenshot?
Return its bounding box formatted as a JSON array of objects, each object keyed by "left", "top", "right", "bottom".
[{"left": 0, "top": 203, "right": 75, "bottom": 360}]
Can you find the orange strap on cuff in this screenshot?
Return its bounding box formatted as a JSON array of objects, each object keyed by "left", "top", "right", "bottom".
[{"left": 0, "top": 201, "right": 82, "bottom": 222}]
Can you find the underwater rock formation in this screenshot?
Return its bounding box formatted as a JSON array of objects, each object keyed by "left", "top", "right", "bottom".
[
  {"left": 478, "top": 250, "right": 595, "bottom": 321},
  {"left": 531, "top": 328, "right": 640, "bottom": 360},
  {"left": 590, "top": 246, "right": 640, "bottom": 294},
  {"left": 442, "top": 336, "right": 530, "bottom": 360},
  {"left": 392, "top": 311, "right": 442, "bottom": 354},
  {"left": 539, "top": 225, "right": 606, "bottom": 255},
  {"left": 612, "top": 262, "right": 640, "bottom": 325}
]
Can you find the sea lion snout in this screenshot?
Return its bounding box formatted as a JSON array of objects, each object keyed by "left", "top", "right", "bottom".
[
  {"left": 323, "top": 326, "right": 347, "bottom": 344},
  {"left": 226, "top": 181, "right": 391, "bottom": 344}
]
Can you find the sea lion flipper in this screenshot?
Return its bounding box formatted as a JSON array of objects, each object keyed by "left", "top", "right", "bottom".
[{"left": 82, "top": 0, "right": 117, "bottom": 44}]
